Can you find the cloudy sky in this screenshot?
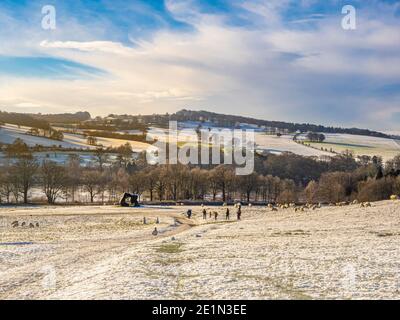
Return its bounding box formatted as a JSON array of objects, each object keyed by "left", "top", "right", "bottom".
[{"left": 0, "top": 0, "right": 399, "bottom": 131}]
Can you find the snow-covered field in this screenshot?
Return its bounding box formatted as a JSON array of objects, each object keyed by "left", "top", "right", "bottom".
[
  {"left": 0, "top": 124, "right": 152, "bottom": 153},
  {"left": 1, "top": 201, "right": 399, "bottom": 300},
  {"left": 255, "top": 133, "right": 332, "bottom": 157},
  {"left": 300, "top": 133, "right": 400, "bottom": 161}
]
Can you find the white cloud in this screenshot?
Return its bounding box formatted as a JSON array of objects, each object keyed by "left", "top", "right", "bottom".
[{"left": 0, "top": 1, "right": 399, "bottom": 130}]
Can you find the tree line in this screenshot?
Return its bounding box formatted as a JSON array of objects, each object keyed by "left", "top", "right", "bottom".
[{"left": 0, "top": 139, "right": 399, "bottom": 205}]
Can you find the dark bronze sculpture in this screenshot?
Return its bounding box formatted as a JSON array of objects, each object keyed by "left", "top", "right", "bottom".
[{"left": 120, "top": 193, "right": 140, "bottom": 207}]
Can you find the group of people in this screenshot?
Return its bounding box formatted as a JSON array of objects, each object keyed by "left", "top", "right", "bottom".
[
  {"left": 153, "top": 204, "right": 243, "bottom": 236},
  {"left": 197, "top": 203, "right": 242, "bottom": 221}
]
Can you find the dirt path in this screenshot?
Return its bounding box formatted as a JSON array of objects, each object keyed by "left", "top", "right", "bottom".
[
  {"left": 0, "top": 210, "right": 196, "bottom": 299},
  {"left": 1, "top": 202, "right": 399, "bottom": 299}
]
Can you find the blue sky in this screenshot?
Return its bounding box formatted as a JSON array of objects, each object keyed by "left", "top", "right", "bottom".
[{"left": 0, "top": 0, "right": 399, "bottom": 131}]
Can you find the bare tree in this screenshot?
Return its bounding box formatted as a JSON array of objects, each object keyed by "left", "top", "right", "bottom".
[
  {"left": 237, "top": 172, "right": 259, "bottom": 203},
  {"left": 40, "top": 161, "right": 67, "bottom": 204},
  {"left": 66, "top": 154, "right": 81, "bottom": 203},
  {"left": 214, "top": 165, "right": 235, "bottom": 202},
  {"left": 0, "top": 170, "right": 13, "bottom": 203},
  {"left": 305, "top": 180, "right": 318, "bottom": 203},
  {"left": 12, "top": 157, "right": 38, "bottom": 204},
  {"left": 82, "top": 170, "right": 103, "bottom": 203},
  {"left": 94, "top": 147, "right": 109, "bottom": 171}
]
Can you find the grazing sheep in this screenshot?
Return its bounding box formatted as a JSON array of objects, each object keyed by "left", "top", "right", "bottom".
[
  {"left": 361, "top": 202, "right": 372, "bottom": 208},
  {"left": 11, "top": 221, "right": 19, "bottom": 228},
  {"left": 29, "top": 223, "right": 34, "bottom": 228},
  {"left": 390, "top": 195, "right": 399, "bottom": 201},
  {"left": 271, "top": 207, "right": 278, "bottom": 212},
  {"left": 352, "top": 200, "right": 359, "bottom": 205},
  {"left": 21, "top": 222, "right": 26, "bottom": 227},
  {"left": 36, "top": 222, "right": 39, "bottom": 227}
]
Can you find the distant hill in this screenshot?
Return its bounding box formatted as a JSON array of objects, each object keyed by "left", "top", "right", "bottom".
[
  {"left": 31, "top": 111, "right": 91, "bottom": 124},
  {"left": 171, "top": 109, "right": 391, "bottom": 139},
  {"left": 0, "top": 111, "right": 50, "bottom": 130}
]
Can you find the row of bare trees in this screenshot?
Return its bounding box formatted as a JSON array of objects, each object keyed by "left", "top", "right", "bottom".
[
  {"left": 0, "top": 155, "right": 297, "bottom": 205},
  {"left": 0, "top": 139, "right": 399, "bottom": 205}
]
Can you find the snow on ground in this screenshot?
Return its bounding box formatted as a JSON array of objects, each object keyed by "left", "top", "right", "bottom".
[
  {"left": 0, "top": 124, "right": 87, "bottom": 149},
  {"left": 1, "top": 201, "right": 399, "bottom": 300},
  {"left": 255, "top": 133, "right": 332, "bottom": 157},
  {"left": 0, "top": 124, "right": 153, "bottom": 153},
  {"left": 299, "top": 133, "right": 400, "bottom": 161},
  {"left": 147, "top": 127, "right": 332, "bottom": 158}
]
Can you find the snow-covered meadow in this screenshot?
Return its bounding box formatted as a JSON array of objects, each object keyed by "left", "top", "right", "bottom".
[
  {"left": 1, "top": 201, "right": 399, "bottom": 300},
  {"left": 299, "top": 133, "right": 400, "bottom": 161},
  {"left": 0, "top": 123, "right": 152, "bottom": 152}
]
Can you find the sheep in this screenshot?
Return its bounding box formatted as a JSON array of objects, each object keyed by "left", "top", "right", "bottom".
[
  {"left": 29, "top": 223, "right": 35, "bottom": 228},
  {"left": 390, "top": 195, "right": 399, "bottom": 201},
  {"left": 361, "top": 202, "right": 372, "bottom": 208},
  {"left": 152, "top": 227, "right": 158, "bottom": 236},
  {"left": 11, "top": 221, "right": 19, "bottom": 228},
  {"left": 271, "top": 207, "right": 278, "bottom": 212}
]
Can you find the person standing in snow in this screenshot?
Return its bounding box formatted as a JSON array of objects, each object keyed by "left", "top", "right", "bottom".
[
  {"left": 237, "top": 206, "right": 242, "bottom": 220},
  {"left": 226, "top": 208, "right": 230, "bottom": 220}
]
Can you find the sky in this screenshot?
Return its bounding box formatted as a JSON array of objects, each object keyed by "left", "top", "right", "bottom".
[{"left": 0, "top": 0, "right": 399, "bottom": 131}]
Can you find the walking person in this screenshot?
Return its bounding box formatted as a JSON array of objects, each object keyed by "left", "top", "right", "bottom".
[
  {"left": 214, "top": 211, "right": 218, "bottom": 221},
  {"left": 225, "top": 208, "right": 230, "bottom": 220},
  {"left": 202, "top": 208, "right": 207, "bottom": 220},
  {"left": 237, "top": 206, "right": 242, "bottom": 220}
]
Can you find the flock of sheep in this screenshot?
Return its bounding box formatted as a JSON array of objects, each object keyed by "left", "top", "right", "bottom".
[
  {"left": 266, "top": 199, "right": 374, "bottom": 213},
  {"left": 8, "top": 195, "right": 399, "bottom": 230},
  {"left": 11, "top": 221, "right": 39, "bottom": 228}
]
